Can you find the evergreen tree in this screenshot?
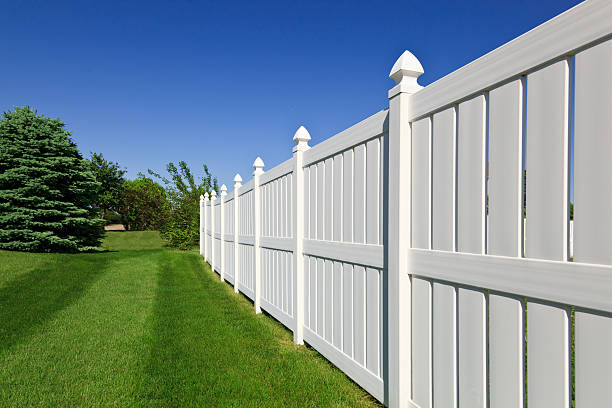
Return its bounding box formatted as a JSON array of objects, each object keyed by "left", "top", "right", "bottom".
[
  {"left": 87, "top": 152, "right": 126, "bottom": 219},
  {"left": 0, "top": 107, "right": 104, "bottom": 252}
]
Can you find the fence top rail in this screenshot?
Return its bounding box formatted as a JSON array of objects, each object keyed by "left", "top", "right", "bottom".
[
  {"left": 408, "top": 0, "right": 612, "bottom": 121},
  {"left": 259, "top": 157, "right": 295, "bottom": 186},
  {"left": 303, "top": 109, "right": 388, "bottom": 167},
  {"left": 238, "top": 179, "right": 254, "bottom": 196}
]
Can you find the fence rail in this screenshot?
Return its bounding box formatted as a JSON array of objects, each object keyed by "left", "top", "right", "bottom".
[{"left": 200, "top": 1, "right": 612, "bottom": 406}]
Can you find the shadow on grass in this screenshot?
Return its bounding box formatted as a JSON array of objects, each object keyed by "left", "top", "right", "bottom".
[
  {"left": 137, "top": 253, "right": 381, "bottom": 407},
  {"left": 0, "top": 254, "right": 109, "bottom": 352}
]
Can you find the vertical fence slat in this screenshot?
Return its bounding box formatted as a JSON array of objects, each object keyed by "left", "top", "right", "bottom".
[
  {"left": 366, "top": 267, "right": 380, "bottom": 376},
  {"left": 488, "top": 79, "right": 523, "bottom": 257},
  {"left": 457, "top": 94, "right": 486, "bottom": 254},
  {"left": 332, "top": 261, "right": 342, "bottom": 349},
  {"left": 527, "top": 301, "right": 569, "bottom": 408},
  {"left": 412, "top": 118, "right": 431, "bottom": 249},
  {"left": 432, "top": 282, "right": 457, "bottom": 408},
  {"left": 366, "top": 138, "right": 380, "bottom": 245},
  {"left": 432, "top": 108, "right": 455, "bottom": 251},
  {"left": 343, "top": 150, "right": 354, "bottom": 243},
  {"left": 324, "top": 259, "right": 333, "bottom": 342},
  {"left": 310, "top": 165, "right": 317, "bottom": 240},
  {"left": 316, "top": 257, "right": 324, "bottom": 336},
  {"left": 574, "top": 37, "right": 612, "bottom": 407},
  {"left": 333, "top": 153, "right": 343, "bottom": 241},
  {"left": 310, "top": 257, "right": 317, "bottom": 331},
  {"left": 325, "top": 158, "right": 333, "bottom": 241},
  {"left": 412, "top": 277, "right": 432, "bottom": 408},
  {"left": 304, "top": 256, "right": 310, "bottom": 329},
  {"left": 353, "top": 264, "right": 366, "bottom": 366},
  {"left": 317, "top": 162, "right": 325, "bottom": 240},
  {"left": 343, "top": 263, "right": 354, "bottom": 357},
  {"left": 458, "top": 288, "right": 486, "bottom": 408},
  {"left": 525, "top": 59, "right": 569, "bottom": 260},
  {"left": 489, "top": 294, "right": 524, "bottom": 408},
  {"left": 354, "top": 144, "right": 366, "bottom": 244}
]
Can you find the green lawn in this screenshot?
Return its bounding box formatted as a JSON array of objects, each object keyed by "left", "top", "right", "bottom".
[{"left": 0, "top": 231, "right": 379, "bottom": 407}]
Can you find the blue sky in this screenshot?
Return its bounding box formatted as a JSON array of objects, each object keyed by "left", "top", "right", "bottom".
[{"left": 1, "top": 0, "right": 580, "bottom": 188}]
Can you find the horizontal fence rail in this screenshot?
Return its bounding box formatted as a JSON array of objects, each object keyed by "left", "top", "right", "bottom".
[{"left": 200, "top": 1, "right": 612, "bottom": 406}]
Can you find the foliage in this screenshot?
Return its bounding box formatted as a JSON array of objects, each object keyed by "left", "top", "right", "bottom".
[
  {"left": 149, "top": 161, "right": 218, "bottom": 249},
  {"left": 117, "top": 174, "right": 170, "bottom": 231},
  {"left": 0, "top": 107, "right": 104, "bottom": 252},
  {"left": 87, "top": 152, "right": 126, "bottom": 218}
]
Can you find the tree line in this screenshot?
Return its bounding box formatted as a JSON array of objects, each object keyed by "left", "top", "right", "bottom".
[{"left": 0, "top": 107, "right": 217, "bottom": 252}]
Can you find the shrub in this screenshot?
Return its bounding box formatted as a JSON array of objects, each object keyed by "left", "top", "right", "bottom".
[
  {"left": 118, "top": 174, "right": 170, "bottom": 231},
  {"left": 0, "top": 107, "right": 104, "bottom": 252},
  {"left": 149, "top": 162, "right": 217, "bottom": 250}
]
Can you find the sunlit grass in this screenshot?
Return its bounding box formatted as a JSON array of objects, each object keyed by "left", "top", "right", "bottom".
[{"left": 0, "top": 231, "right": 379, "bottom": 407}]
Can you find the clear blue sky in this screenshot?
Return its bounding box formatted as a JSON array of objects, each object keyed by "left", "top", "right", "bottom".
[{"left": 1, "top": 0, "right": 580, "bottom": 188}]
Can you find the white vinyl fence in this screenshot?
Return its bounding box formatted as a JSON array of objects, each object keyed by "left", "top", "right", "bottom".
[{"left": 200, "top": 1, "right": 612, "bottom": 406}]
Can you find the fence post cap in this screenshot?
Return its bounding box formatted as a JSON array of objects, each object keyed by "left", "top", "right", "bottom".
[
  {"left": 204, "top": 192, "right": 209, "bottom": 200},
  {"left": 253, "top": 157, "right": 265, "bottom": 175},
  {"left": 199, "top": 194, "right": 205, "bottom": 201},
  {"left": 233, "top": 173, "right": 243, "bottom": 184},
  {"left": 220, "top": 184, "right": 228, "bottom": 196},
  {"left": 293, "top": 126, "right": 311, "bottom": 153},
  {"left": 389, "top": 50, "right": 424, "bottom": 97},
  {"left": 211, "top": 190, "right": 217, "bottom": 199}
]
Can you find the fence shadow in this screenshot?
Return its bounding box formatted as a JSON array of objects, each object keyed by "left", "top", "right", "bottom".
[{"left": 0, "top": 254, "right": 108, "bottom": 352}]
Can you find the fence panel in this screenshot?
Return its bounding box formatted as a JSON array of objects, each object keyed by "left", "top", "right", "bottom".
[
  {"left": 199, "top": 3, "right": 612, "bottom": 407},
  {"left": 574, "top": 35, "right": 612, "bottom": 407}
]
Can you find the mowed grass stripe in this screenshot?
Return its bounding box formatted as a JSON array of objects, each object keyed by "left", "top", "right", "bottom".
[{"left": 0, "top": 232, "right": 379, "bottom": 407}]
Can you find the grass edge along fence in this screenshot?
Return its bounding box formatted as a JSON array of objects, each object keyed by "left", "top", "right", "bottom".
[{"left": 202, "top": 2, "right": 612, "bottom": 406}]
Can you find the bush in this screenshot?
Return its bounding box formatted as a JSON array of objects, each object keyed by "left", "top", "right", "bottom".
[
  {"left": 104, "top": 211, "right": 123, "bottom": 225},
  {"left": 0, "top": 107, "right": 104, "bottom": 252},
  {"left": 118, "top": 174, "right": 170, "bottom": 231},
  {"left": 149, "top": 162, "right": 217, "bottom": 250}
]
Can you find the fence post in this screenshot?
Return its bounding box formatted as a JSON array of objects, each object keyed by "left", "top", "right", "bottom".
[
  {"left": 200, "top": 194, "right": 205, "bottom": 257},
  {"left": 253, "top": 157, "right": 265, "bottom": 314},
  {"left": 220, "top": 184, "right": 228, "bottom": 281},
  {"left": 211, "top": 189, "right": 217, "bottom": 272},
  {"left": 292, "top": 126, "right": 310, "bottom": 344},
  {"left": 387, "top": 50, "right": 423, "bottom": 407},
  {"left": 233, "top": 174, "right": 242, "bottom": 293}
]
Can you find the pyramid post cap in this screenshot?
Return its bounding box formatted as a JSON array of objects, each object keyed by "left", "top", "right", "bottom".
[
  {"left": 253, "top": 157, "right": 265, "bottom": 169},
  {"left": 293, "top": 126, "right": 311, "bottom": 143},
  {"left": 200, "top": 194, "right": 204, "bottom": 200},
  {"left": 221, "top": 184, "right": 227, "bottom": 192},
  {"left": 233, "top": 173, "right": 243, "bottom": 183},
  {"left": 204, "top": 192, "right": 209, "bottom": 199},
  {"left": 211, "top": 190, "right": 217, "bottom": 198},
  {"left": 389, "top": 50, "right": 424, "bottom": 84}
]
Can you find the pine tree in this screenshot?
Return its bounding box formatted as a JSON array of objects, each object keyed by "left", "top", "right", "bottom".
[{"left": 0, "top": 107, "right": 104, "bottom": 252}]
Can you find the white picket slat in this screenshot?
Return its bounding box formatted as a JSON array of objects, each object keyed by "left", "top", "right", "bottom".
[
  {"left": 411, "top": 118, "right": 431, "bottom": 249},
  {"left": 488, "top": 79, "right": 523, "bottom": 257},
  {"left": 432, "top": 282, "right": 457, "bottom": 408},
  {"left": 458, "top": 288, "right": 486, "bottom": 408},
  {"left": 489, "top": 294, "right": 523, "bottom": 408},
  {"left": 525, "top": 59, "right": 569, "bottom": 261},
  {"left": 432, "top": 108, "right": 455, "bottom": 252},
  {"left": 412, "top": 277, "right": 432, "bottom": 408},
  {"left": 456, "top": 94, "right": 486, "bottom": 255}
]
